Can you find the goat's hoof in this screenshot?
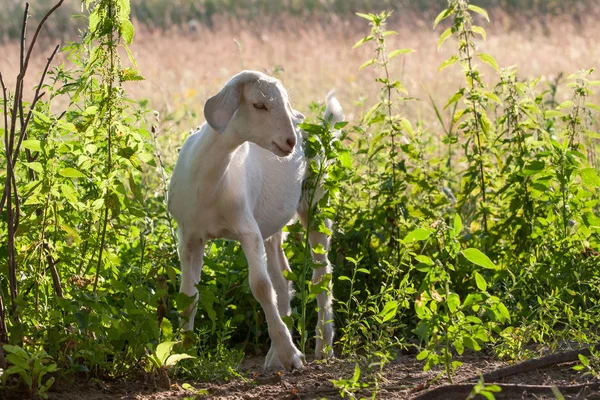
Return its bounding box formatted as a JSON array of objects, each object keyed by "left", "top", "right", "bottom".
[
  {"left": 283, "top": 350, "right": 304, "bottom": 371},
  {"left": 264, "top": 345, "right": 303, "bottom": 371},
  {"left": 264, "top": 345, "right": 284, "bottom": 370}
]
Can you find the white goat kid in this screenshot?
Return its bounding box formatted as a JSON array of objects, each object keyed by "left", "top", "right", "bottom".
[{"left": 168, "top": 70, "right": 342, "bottom": 370}]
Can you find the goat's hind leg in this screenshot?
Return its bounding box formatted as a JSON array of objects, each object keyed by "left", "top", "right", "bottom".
[
  {"left": 298, "top": 195, "right": 335, "bottom": 360},
  {"left": 179, "top": 236, "right": 205, "bottom": 331}
]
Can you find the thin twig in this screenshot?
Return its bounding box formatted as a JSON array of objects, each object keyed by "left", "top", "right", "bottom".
[
  {"left": 151, "top": 125, "right": 178, "bottom": 244},
  {"left": 20, "top": 4, "right": 29, "bottom": 73},
  {"left": 22, "top": 0, "right": 65, "bottom": 78},
  {"left": 0, "top": 73, "right": 9, "bottom": 215},
  {"left": 0, "top": 293, "right": 8, "bottom": 356},
  {"left": 13, "top": 44, "right": 59, "bottom": 167}
]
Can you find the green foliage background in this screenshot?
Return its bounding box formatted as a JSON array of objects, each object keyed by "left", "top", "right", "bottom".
[{"left": 0, "top": 0, "right": 599, "bottom": 396}]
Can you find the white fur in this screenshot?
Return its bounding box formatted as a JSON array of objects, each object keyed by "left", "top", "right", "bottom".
[{"left": 168, "top": 70, "right": 343, "bottom": 370}]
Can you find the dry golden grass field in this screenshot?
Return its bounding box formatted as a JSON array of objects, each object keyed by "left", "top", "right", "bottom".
[{"left": 1, "top": 11, "right": 599, "bottom": 146}]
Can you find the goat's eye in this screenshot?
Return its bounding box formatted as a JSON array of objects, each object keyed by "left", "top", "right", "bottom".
[{"left": 253, "top": 103, "right": 268, "bottom": 111}]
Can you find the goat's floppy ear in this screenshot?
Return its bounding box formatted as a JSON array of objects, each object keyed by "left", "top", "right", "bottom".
[
  {"left": 291, "top": 109, "right": 305, "bottom": 122},
  {"left": 204, "top": 71, "right": 262, "bottom": 134},
  {"left": 287, "top": 101, "right": 305, "bottom": 123},
  {"left": 204, "top": 82, "right": 242, "bottom": 134}
]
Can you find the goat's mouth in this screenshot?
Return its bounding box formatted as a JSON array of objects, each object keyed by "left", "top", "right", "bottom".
[{"left": 272, "top": 141, "right": 293, "bottom": 157}]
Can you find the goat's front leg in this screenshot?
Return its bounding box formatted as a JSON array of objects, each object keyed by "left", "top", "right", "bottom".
[
  {"left": 179, "top": 237, "right": 205, "bottom": 331},
  {"left": 264, "top": 231, "right": 294, "bottom": 368},
  {"left": 298, "top": 199, "right": 335, "bottom": 360},
  {"left": 240, "top": 226, "right": 303, "bottom": 371}
]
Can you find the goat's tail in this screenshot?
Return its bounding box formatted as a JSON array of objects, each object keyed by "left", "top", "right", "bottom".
[{"left": 324, "top": 89, "right": 344, "bottom": 129}]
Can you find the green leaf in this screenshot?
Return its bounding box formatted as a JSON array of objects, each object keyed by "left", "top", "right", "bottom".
[
  {"left": 155, "top": 341, "right": 177, "bottom": 365},
  {"left": 353, "top": 35, "right": 374, "bottom": 49},
  {"left": 497, "top": 302, "right": 511, "bottom": 323},
  {"left": 463, "top": 336, "right": 482, "bottom": 351},
  {"left": 378, "top": 300, "right": 398, "bottom": 323},
  {"left": 389, "top": 49, "right": 414, "bottom": 60},
  {"left": 165, "top": 353, "right": 195, "bottom": 367},
  {"left": 120, "top": 19, "right": 135, "bottom": 44},
  {"left": 453, "top": 214, "right": 463, "bottom": 236},
  {"left": 433, "top": 7, "right": 453, "bottom": 29},
  {"left": 59, "top": 168, "right": 86, "bottom": 178},
  {"left": 199, "top": 286, "right": 217, "bottom": 323},
  {"left": 40, "top": 376, "right": 56, "bottom": 393},
  {"left": 310, "top": 274, "right": 331, "bottom": 295},
  {"left": 580, "top": 168, "right": 600, "bottom": 186},
  {"left": 522, "top": 160, "right": 545, "bottom": 175},
  {"left": 400, "top": 118, "right": 415, "bottom": 137},
  {"left": 359, "top": 58, "right": 377, "bottom": 71},
  {"left": 447, "top": 293, "right": 460, "bottom": 313},
  {"left": 6, "top": 354, "right": 29, "bottom": 370},
  {"left": 468, "top": 5, "right": 490, "bottom": 21},
  {"left": 477, "top": 53, "right": 499, "bottom": 72},
  {"left": 89, "top": 9, "right": 100, "bottom": 33},
  {"left": 416, "top": 349, "right": 429, "bottom": 360},
  {"left": 4, "top": 365, "right": 26, "bottom": 377},
  {"left": 438, "top": 27, "right": 453, "bottom": 50},
  {"left": 312, "top": 243, "right": 327, "bottom": 254},
  {"left": 353, "top": 363, "right": 361, "bottom": 382},
  {"left": 461, "top": 248, "right": 498, "bottom": 270},
  {"left": 21, "top": 139, "right": 42, "bottom": 152},
  {"left": 483, "top": 91, "right": 501, "bottom": 104},
  {"left": 474, "top": 271, "right": 487, "bottom": 291},
  {"left": 25, "top": 162, "right": 43, "bottom": 173},
  {"left": 472, "top": 25, "right": 487, "bottom": 40},
  {"left": 403, "top": 228, "right": 432, "bottom": 243},
  {"left": 338, "top": 151, "right": 352, "bottom": 168},
  {"left": 121, "top": 67, "right": 144, "bottom": 81},
  {"left": 586, "top": 102, "right": 600, "bottom": 112},
  {"left": 355, "top": 13, "right": 375, "bottom": 22},
  {"left": 438, "top": 55, "right": 459, "bottom": 72},
  {"left": 557, "top": 100, "right": 574, "bottom": 110},
  {"left": 445, "top": 89, "right": 464, "bottom": 110},
  {"left": 3, "top": 345, "right": 29, "bottom": 358},
  {"left": 282, "top": 269, "right": 298, "bottom": 281},
  {"left": 415, "top": 255, "right": 434, "bottom": 266},
  {"left": 174, "top": 292, "right": 195, "bottom": 313},
  {"left": 544, "top": 110, "right": 565, "bottom": 119}
]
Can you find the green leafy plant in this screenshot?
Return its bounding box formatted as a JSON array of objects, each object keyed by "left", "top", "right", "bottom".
[
  {"left": 2, "top": 345, "right": 58, "bottom": 399},
  {"left": 466, "top": 376, "right": 502, "bottom": 400},
  {"left": 573, "top": 348, "right": 600, "bottom": 379},
  {"left": 147, "top": 341, "right": 195, "bottom": 371},
  {"left": 330, "top": 363, "right": 370, "bottom": 399}
]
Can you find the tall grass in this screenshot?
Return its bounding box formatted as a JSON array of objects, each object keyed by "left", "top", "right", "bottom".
[{"left": 0, "top": 0, "right": 598, "bottom": 42}]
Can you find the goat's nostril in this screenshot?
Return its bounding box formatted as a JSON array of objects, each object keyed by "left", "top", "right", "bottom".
[{"left": 286, "top": 138, "right": 296, "bottom": 149}]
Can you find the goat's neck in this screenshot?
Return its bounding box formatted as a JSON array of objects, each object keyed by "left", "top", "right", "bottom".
[{"left": 196, "top": 125, "right": 245, "bottom": 188}]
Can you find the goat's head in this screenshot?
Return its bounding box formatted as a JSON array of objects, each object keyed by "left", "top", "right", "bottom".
[{"left": 204, "top": 70, "right": 304, "bottom": 157}]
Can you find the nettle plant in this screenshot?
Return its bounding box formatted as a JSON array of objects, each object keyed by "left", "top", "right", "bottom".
[
  {"left": 0, "top": 0, "right": 181, "bottom": 388},
  {"left": 283, "top": 109, "right": 351, "bottom": 355},
  {"left": 331, "top": 0, "right": 600, "bottom": 384}
]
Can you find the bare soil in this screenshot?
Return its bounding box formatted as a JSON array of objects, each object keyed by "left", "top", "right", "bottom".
[{"left": 23, "top": 353, "right": 598, "bottom": 400}]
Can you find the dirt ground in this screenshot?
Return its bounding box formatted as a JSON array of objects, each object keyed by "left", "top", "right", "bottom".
[{"left": 24, "top": 352, "right": 597, "bottom": 400}]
